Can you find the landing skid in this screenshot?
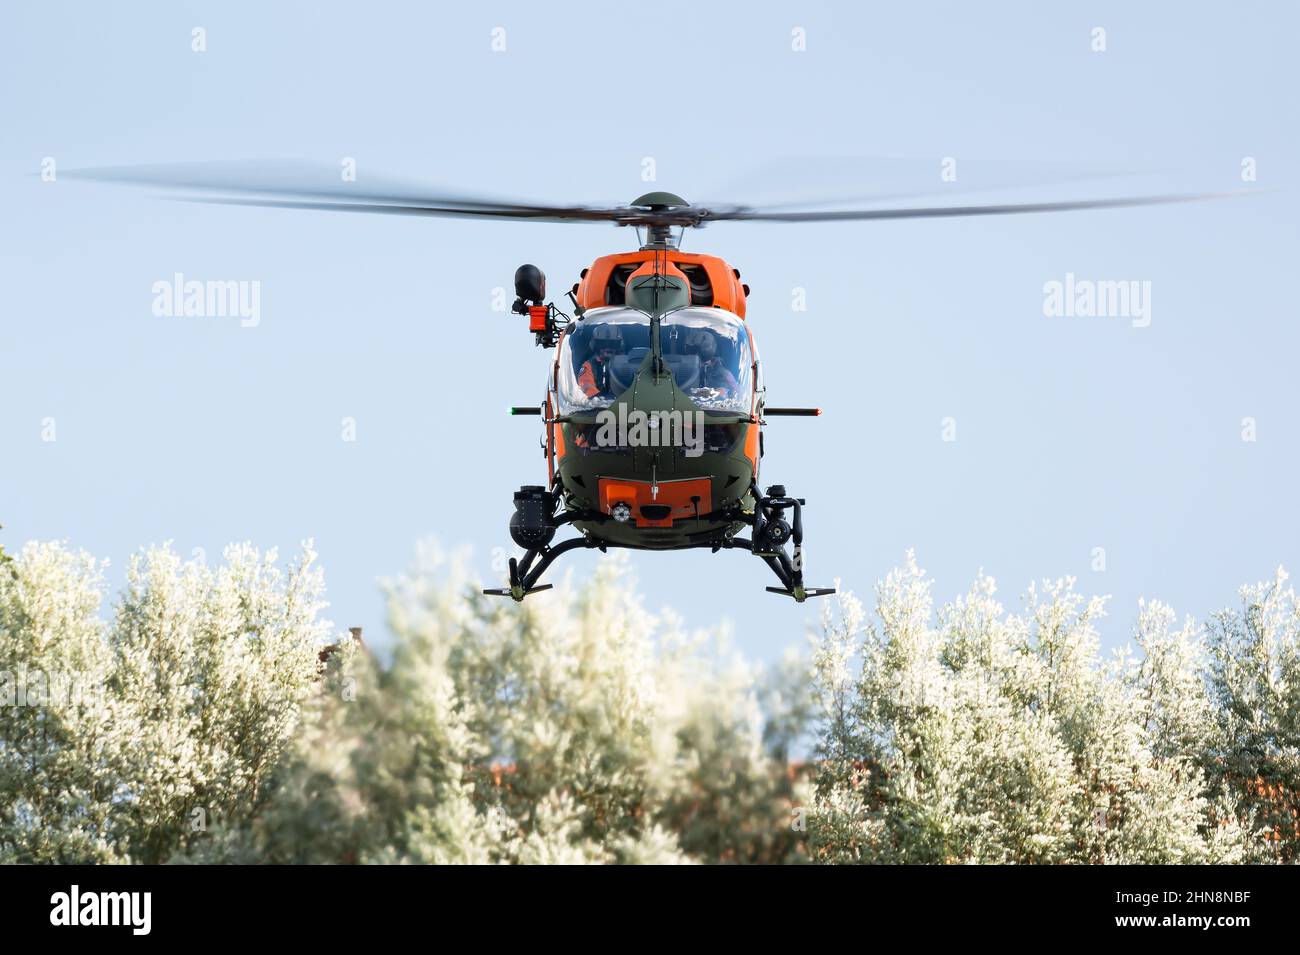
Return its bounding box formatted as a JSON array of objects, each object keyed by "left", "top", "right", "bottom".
[
  {"left": 482, "top": 483, "right": 836, "bottom": 604},
  {"left": 483, "top": 584, "right": 553, "bottom": 598},
  {"left": 766, "top": 586, "right": 838, "bottom": 600},
  {"left": 483, "top": 540, "right": 594, "bottom": 602}
]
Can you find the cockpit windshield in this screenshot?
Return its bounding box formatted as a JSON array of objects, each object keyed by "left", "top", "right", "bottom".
[
  {"left": 555, "top": 307, "right": 753, "bottom": 416},
  {"left": 661, "top": 308, "right": 753, "bottom": 413},
  {"left": 555, "top": 309, "right": 649, "bottom": 414}
]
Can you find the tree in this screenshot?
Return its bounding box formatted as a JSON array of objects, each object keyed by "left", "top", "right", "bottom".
[
  {"left": 4, "top": 534, "right": 1294, "bottom": 864},
  {"left": 199, "top": 545, "right": 805, "bottom": 864},
  {"left": 807, "top": 552, "right": 1254, "bottom": 864},
  {"left": 1205, "top": 568, "right": 1300, "bottom": 860},
  {"left": 0, "top": 541, "right": 330, "bottom": 863}
]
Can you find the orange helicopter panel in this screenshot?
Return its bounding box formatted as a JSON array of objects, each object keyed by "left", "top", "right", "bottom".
[{"left": 575, "top": 250, "right": 748, "bottom": 318}]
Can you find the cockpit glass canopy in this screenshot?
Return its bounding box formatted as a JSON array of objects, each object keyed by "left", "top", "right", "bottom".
[
  {"left": 662, "top": 308, "right": 754, "bottom": 412},
  {"left": 555, "top": 307, "right": 753, "bottom": 415}
]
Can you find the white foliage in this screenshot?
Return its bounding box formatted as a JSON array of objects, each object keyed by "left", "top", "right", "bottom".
[
  {"left": 212, "top": 544, "right": 797, "bottom": 865},
  {"left": 808, "top": 551, "right": 1259, "bottom": 864},
  {"left": 3, "top": 536, "right": 1293, "bottom": 864},
  {"left": 0, "top": 540, "right": 331, "bottom": 863}
]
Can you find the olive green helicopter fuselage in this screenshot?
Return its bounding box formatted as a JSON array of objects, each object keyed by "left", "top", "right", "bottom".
[{"left": 493, "top": 202, "right": 832, "bottom": 603}]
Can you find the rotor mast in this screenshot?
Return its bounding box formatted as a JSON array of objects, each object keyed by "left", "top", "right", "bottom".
[
  {"left": 625, "top": 193, "right": 693, "bottom": 377},
  {"left": 630, "top": 191, "right": 691, "bottom": 250}
]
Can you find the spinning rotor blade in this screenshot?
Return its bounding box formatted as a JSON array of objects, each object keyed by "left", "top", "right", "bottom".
[
  {"left": 183, "top": 195, "right": 632, "bottom": 223},
  {"left": 65, "top": 159, "right": 1247, "bottom": 229},
  {"left": 699, "top": 156, "right": 1140, "bottom": 211},
  {"left": 700, "top": 191, "right": 1242, "bottom": 223},
  {"left": 63, "top": 160, "right": 638, "bottom": 224}
]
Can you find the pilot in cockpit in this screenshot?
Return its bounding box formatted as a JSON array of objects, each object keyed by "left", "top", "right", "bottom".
[
  {"left": 684, "top": 329, "right": 738, "bottom": 395},
  {"left": 578, "top": 325, "right": 623, "bottom": 398}
]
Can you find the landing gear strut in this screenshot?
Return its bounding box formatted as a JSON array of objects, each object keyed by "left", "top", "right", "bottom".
[
  {"left": 483, "top": 485, "right": 593, "bottom": 600},
  {"left": 745, "top": 484, "right": 836, "bottom": 602},
  {"left": 483, "top": 482, "right": 835, "bottom": 603}
]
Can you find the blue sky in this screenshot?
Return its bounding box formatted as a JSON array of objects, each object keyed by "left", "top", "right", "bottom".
[{"left": 2, "top": 1, "right": 1296, "bottom": 661}]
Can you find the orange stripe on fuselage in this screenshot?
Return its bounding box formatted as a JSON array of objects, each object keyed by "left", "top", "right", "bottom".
[{"left": 743, "top": 421, "right": 760, "bottom": 477}]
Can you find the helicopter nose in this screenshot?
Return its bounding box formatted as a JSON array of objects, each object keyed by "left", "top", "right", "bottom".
[
  {"left": 624, "top": 365, "right": 678, "bottom": 416},
  {"left": 611, "top": 365, "right": 684, "bottom": 475}
]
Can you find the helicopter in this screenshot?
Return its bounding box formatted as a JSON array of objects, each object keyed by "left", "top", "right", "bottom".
[{"left": 65, "top": 162, "right": 1235, "bottom": 601}]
